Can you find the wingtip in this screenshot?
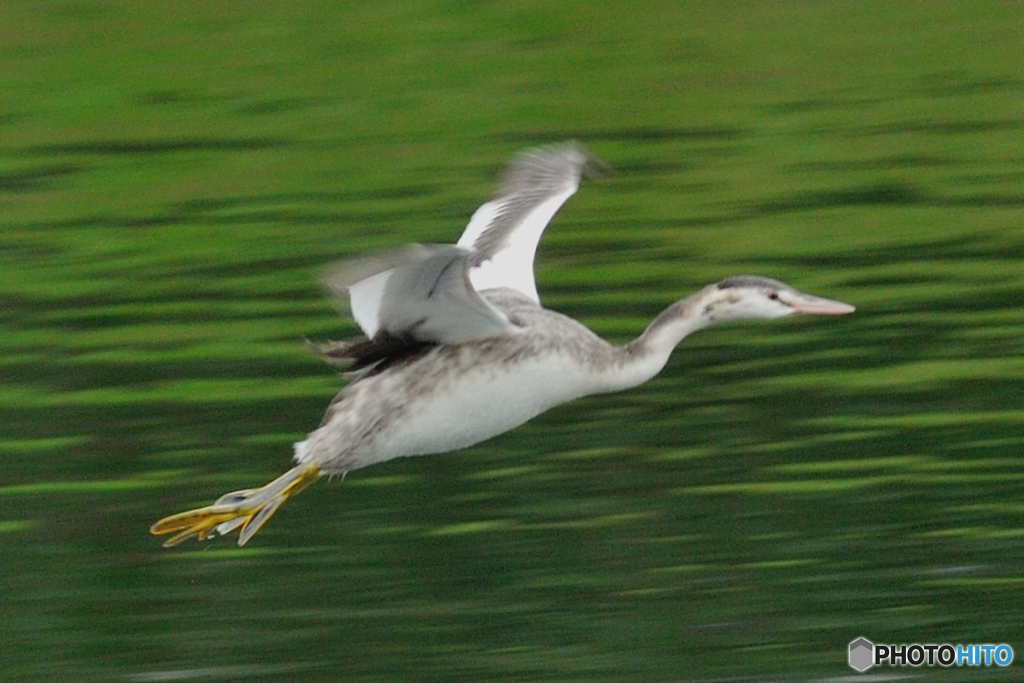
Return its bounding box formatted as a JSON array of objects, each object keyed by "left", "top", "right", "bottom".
[
  {"left": 580, "top": 148, "right": 612, "bottom": 179},
  {"left": 496, "top": 141, "right": 610, "bottom": 196},
  {"left": 544, "top": 140, "right": 612, "bottom": 179}
]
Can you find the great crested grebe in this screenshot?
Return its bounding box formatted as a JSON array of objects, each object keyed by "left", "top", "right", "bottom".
[{"left": 151, "top": 142, "right": 854, "bottom": 547}]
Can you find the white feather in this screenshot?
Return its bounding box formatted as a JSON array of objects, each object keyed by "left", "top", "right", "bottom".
[
  {"left": 347, "top": 269, "right": 391, "bottom": 338},
  {"left": 459, "top": 187, "right": 577, "bottom": 302},
  {"left": 457, "top": 202, "right": 499, "bottom": 252}
]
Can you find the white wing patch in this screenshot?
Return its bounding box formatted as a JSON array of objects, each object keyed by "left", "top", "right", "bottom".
[
  {"left": 347, "top": 269, "right": 391, "bottom": 338},
  {"left": 457, "top": 202, "right": 500, "bottom": 253},
  {"left": 458, "top": 188, "right": 577, "bottom": 302},
  {"left": 455, "top": 142, "right": 600, "bottom": 304}
]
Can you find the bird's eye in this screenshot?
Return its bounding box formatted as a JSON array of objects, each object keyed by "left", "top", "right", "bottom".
[{"left": 768, "top": 292, "right": 779, "bottom": 300}]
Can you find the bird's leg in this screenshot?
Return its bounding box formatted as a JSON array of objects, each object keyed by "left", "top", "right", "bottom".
[{"left": 150, "top": 462, "right": 321, "bottom": 547}]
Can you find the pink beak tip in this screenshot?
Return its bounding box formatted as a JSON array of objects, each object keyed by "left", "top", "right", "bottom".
[{"left": 794, "top": 299, "right": 856, "bottom": 316}]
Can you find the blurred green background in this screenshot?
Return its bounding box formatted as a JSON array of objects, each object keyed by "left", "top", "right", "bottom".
[{"left": 1, "top": 1, "right": 1023, "bottom": 681}]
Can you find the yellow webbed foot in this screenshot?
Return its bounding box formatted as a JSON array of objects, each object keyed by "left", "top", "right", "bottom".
[{"left": 151, "top": 463, "right": 320, "bottom": 547}]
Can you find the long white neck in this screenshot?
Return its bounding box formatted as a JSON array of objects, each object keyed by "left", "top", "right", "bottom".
[{"left": 599, "top": 285, "right": 721, "bottom": 392}]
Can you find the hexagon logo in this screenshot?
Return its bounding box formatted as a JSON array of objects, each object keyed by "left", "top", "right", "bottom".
[{"left": 849, "top": 637, "right": 874, "bottom": 672}]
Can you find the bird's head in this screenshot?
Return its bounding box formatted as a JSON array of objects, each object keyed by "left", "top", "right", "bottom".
[{"left": 702, "top": 275, "right": 855, "bottom": 323}]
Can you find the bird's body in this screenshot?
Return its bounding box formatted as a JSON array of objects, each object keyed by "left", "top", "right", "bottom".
[
  {"left": 152, "top": 143, "right": 854, "bottom": 547},
  {"left": 298, "top": 288, "right": 651, "bottom": 474}
]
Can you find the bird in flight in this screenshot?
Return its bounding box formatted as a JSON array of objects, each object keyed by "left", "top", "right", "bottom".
[{"left": 151, "top": 142, "right": 854, "bottom": 547}]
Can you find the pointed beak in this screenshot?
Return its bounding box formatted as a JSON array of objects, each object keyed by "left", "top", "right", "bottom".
[{"left": 790, "top": 294, "right": 856, "bottom": 316}]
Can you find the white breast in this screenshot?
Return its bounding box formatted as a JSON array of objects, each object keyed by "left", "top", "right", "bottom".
[
  {"left": 373, "top": 353, "right": 592, "bottom": 464},
  {"left": 294, "top": 348, "right": 601, "bottom": 474}
]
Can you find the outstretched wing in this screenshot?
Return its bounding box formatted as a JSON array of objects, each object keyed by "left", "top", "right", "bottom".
[
  {"left": 323, "top": 244, "right": 517, "bottom": 346},
  {"left": 457, "top": 141, "right": 606, "bottom": 303}
]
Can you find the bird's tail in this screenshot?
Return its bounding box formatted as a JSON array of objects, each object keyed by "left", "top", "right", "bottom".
[{"left": 150, "top": 462, "right": 321, "bottom": 547}]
